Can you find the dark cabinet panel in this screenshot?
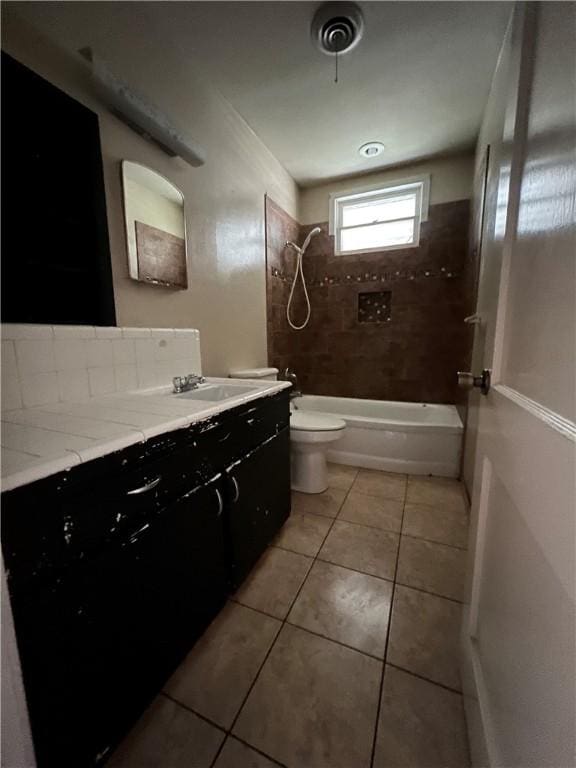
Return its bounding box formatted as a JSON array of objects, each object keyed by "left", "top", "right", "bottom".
[
  {"left": 2, "top": 433, "right": 190, "bottom": 593},
  {"left": 226, "top": 427, "right": 291, "bottom": 589},
  {"left": 12, "top": 476, "right": 227, "bottom": 768},
  {"left": 192, "top": 393, "right": 290, "bottom": 471},
  {"left": 145, "top": 480, "right": 228, "bottom": 663}
]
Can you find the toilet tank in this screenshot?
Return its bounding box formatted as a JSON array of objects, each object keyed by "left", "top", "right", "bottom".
[{"left": 229, "top": 367, "right": 278, "bottom": 381}]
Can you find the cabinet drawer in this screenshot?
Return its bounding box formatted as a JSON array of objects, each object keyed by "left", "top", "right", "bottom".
[
  {"left": 188, "top": 392, "right": 290, "bottom": 471},
  {"left": 3, "top": 444, "right": 200, "bottom": 591}
]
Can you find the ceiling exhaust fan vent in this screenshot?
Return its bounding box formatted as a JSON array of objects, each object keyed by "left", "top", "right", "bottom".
[{"left": 312, "top": 2, "right": 364, "bottom": 56}]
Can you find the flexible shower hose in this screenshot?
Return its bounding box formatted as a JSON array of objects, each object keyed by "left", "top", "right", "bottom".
[{"left": 286, "top": 245, "right": 311, "bottom": 330}]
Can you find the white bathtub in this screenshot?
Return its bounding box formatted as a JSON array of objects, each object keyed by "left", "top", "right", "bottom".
[{"left": 294, "top": 395, "right": 463, "bottom": 478}]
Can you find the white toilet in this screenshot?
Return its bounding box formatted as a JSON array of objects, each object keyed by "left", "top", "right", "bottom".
[
  {"left": 230, "top": 367, "right": 346, "bottom": 494},
  {"left": 289, "top": 410, "right": 346, "bottom": 494}
]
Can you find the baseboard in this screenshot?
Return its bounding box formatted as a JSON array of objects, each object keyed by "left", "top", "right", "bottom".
[{"left": 326, "top": 449, "right": 459, "bottom": 477}]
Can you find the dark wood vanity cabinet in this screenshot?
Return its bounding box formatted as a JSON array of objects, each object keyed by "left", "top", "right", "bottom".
[
  {"left": 9, "top": 476, "right": 228, "bottom": 768},
  {"left": 226, "top": 428, "right": 291, "bottom": 588},
  {"left": 1, "top": 391, "right": 290, "bottom": 767}
]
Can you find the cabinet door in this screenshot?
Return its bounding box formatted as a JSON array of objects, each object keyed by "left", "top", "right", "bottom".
[
  {"left": 11, "top": 477, "right": 227, "bottom": 768},
  {"left": 225, "top": 427, "right": 291, "bottom": 589},
  {"left": 143, "top": 478, "right": 228, "bottom": 664}
]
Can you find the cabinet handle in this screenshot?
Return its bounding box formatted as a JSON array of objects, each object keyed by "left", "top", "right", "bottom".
[
  {"left": 214, "top": 487, "right": 224, "bottom": 517},
  {"left": 230, "top": 476, "right": 240, "bottom": 503},
  {"left": 126, "top": 476, "right": 162, "bottom": 496}
]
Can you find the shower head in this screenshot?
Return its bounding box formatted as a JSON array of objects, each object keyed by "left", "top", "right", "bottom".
[
  {"left": 285, "top": 240, "right": 302, "bottom": 254},
  {"left": 300, "top": 226, "right": 322, "bottom": 253},
  {"left": 286, "top": 227, "right": 321, "bottom": 257}
]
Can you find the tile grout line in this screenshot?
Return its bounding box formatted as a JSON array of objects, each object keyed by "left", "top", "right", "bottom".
[
  {"left": 206, "top": 614, "right": 286, "bottom": 768},
  {"left": 283, "top": 619, "right": 383, "bottom": 662},
  {"left": 161, "top": 691, "right": 226, "bottom": 733},
  {"left": 369, "top": 478, "right": 409, "bottom": 768},
  {"left": 161, "top": 691, "right": 287, "bottom": 767},
  {"left": 286, "top": 511, "right": 463, "bottom": 551},
  {"left": 274, "top": 525, "right": 467, "bottom": 555},
  {"left": 229, "top": 597, "right": 466, "bottom": 691},
  {"left": 393, "top": 580, "right": 464, "bottom": 605},
  {"left": 208, "top": 475, "right": 359, "bottom": 768},
  {"left": 232, "top": 559, "right": 464, "bottom": 614},
  {"left": 279, "top": 549, "right": 396, "bottom": 585},
  {"left": 400, "top": 530, "right": 468, "bottom": 552},
  {"left": 228, "top": 597, "right": 385, "bottom": 663},
  {"left": 289, "top": 496, "right": 468, "bottom": 550},
  {"left": 230, "top": 734, "right": 288, "bottom": 767},
  {"left": 385, "top": 663, "right": 463, "bottom": 695}
]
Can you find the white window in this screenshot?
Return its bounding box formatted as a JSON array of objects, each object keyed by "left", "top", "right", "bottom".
[{"left": 329, "top": 176, "right": 430, "bottom": 256}]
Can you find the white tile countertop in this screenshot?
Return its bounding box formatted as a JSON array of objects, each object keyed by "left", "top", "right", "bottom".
[{"left": 0, "top": 378, "right": 291, "bottom": 493}]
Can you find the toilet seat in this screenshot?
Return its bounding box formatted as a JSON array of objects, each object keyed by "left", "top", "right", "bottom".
[{"left": 290, "top": 411, "right": 346, "bottom": 432}]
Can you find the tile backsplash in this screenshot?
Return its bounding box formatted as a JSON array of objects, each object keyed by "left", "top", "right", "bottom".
[{"left": 1, "top": 325, "right": 202, "bottom": 410}]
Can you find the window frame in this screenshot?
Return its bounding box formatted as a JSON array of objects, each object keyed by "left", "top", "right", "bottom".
[{"left": 329, "top": 175, "right": 430, "bottom": 256}]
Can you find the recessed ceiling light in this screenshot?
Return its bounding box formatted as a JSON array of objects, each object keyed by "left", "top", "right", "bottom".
[{"left": 359, "top": 142, "right": 385, "bottom": 158}]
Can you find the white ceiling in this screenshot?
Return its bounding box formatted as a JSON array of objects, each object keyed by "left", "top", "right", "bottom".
[
  {"left": 6, "top": 1, "right": 511, "bottom": 187},
  {"left": 143, "top": 1, "right": 512, "bottom": 185}
]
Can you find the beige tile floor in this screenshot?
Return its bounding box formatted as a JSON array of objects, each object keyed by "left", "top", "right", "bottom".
[{"left": 110, "top": 465, "right": 471, "bottom": 768}]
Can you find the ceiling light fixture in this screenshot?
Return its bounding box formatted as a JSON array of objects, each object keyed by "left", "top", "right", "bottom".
[{"left": 359, "top": 142, "right": 386, "bottom": 158}]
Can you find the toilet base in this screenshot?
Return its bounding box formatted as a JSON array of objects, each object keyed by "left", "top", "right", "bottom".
[{"left": 290, "top": 443, "right": 329, "bottom": 494}]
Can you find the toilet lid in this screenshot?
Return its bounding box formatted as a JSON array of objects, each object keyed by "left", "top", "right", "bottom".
[{"left": 290, "top": 410, "right": 346, "bottom": 432}]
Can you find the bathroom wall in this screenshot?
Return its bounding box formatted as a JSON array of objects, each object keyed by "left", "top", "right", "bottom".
[
  {"left": 267, "top": 158, "right": 475, "bottom": 403},
  {"left": 1, "top": 5, "right": 298, "bottom": 378},
  {"left": 299, "top": 154, "right": 474, "bottom": 224},
  {"left": 264, "top": 197, "right": 302, "bottom": 369}
]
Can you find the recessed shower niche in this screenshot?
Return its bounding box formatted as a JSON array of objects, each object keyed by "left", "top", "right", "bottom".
[{"left": 357, "top": 291, "right": 391, "bottom": 323}]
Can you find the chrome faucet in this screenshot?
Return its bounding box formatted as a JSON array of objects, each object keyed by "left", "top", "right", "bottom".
[
  {"left": 282, "top": 368, "right": 302, "bottom": 400},
  {"left": 172, "top": 373, "right": 205, "bottom": 393}
]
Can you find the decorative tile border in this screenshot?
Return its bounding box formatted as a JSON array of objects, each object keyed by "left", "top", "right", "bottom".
[{"left": 270, "top": 266, "right": 458, "bottom": 285}]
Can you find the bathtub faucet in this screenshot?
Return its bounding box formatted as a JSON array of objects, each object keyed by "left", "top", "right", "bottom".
[{"left": 282, "top": 368, "right": 302, "bottom": 400}]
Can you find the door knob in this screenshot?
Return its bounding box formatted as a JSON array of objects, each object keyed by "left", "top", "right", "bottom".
[{"left": 457, "top": 369, "right": 491, "bottom": 395}]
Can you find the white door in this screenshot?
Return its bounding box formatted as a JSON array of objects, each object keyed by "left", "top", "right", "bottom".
[{"left": 461, "top": 3, "right": 576, "bottom": 767}]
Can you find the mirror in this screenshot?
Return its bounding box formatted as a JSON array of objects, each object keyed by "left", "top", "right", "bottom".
[{"left": 121, "top": 161, "right": 187, "bottom": 288}]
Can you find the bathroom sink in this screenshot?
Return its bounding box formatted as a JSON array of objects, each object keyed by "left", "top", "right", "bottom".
[{"left": 175, "top": 384, "right": 259, "bottom": 401}]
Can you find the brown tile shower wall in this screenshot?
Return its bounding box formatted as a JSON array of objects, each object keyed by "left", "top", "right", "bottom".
[{"left": 265, "top": 196, "right": 473, "bottom": 403}]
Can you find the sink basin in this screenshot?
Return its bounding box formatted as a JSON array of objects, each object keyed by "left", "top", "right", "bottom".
[{"left": 175, "top": 384, "right": 259, "bottom": 402}]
